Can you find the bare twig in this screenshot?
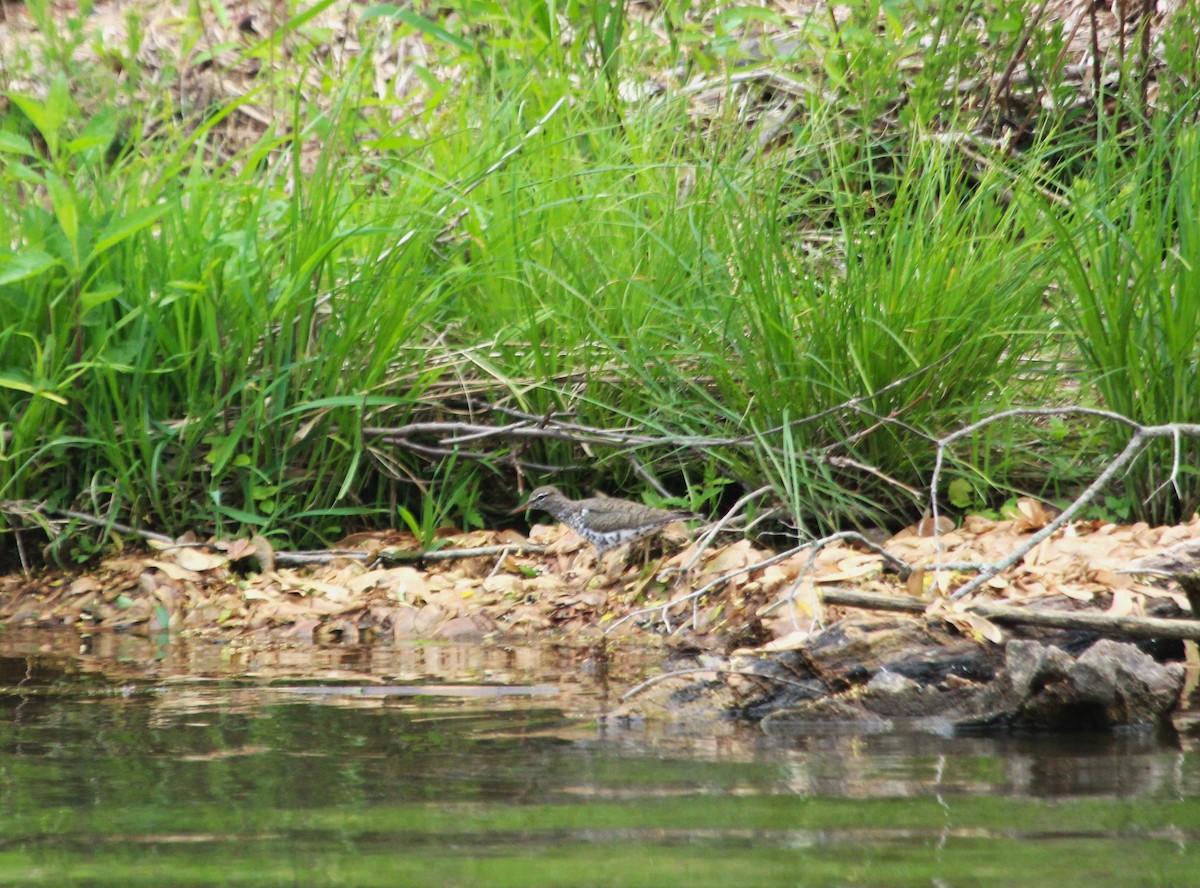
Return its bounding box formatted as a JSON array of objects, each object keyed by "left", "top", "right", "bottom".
[
  {"left": 668, "top": 485, "right": 774, "bottom": 577},
  {"left": 376, "top": 543, "right": 546, "bottom": 563},
  {"left": 759, "top": 530, "right": 915, "bottom": 623},
  {"left": 930, "top": 413, "right": 1200, "bottom": 601},
  {"left": 977, "top": 0, "right": 1050, "bottom": 123},
  {"left": 3, "top": 501, "right": 176, "bottom": 546},
  {"left": 605, "top": 541, "right": 810, "bottom": 635},
  {"left": 619, "top": 666, "right": 815, "bottom": 702}
]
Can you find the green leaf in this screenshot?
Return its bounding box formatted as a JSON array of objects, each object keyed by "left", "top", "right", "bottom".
[
  {"left": 715, "top": 5, "right": 786, "bottom": 30},
  {"left": 80, "top": 286, "right": 123, "bottom": 315},
  {"left": 46, "top": 178, "right": 81, "bottom": 267},
  {"left": 88, "top": 203, "right": 169, "bottom": 261},
  {"left": 361, "top": 6, "right": 473, "bottom": 52},
  {"left": 65, "top": 109, "right": 118, "bottom": 156},
  {"left": 1103, "top": 495, "right": 1132, "bottom": 521},
  {"left": 213, "top": 504, "right": 269, "bottom": 526},
  {"left": 0, "top": 131, "right": 35, "bottom": 155},
  {"left": 948, "top": 478, "right": 974, "bottom": 509},
  {"left": 0, "top": 250, "right": 60, "bottom": 286},
  {"left": 153, "top": 604, "right": 171, "bottom": 630},
  {"left": 0, "top": 372, "right": 69, "bottom": 405},
  {"left": 9, "top": 93, "right": 64, "bottom": 149},
  {"left": 396, "top": 506, "right": 421, "bottom": 537},
  {"left": 989, "top": 13, "right": 1023, "bottom": 34},
  {"left": 206, "top": 434, "right": 240, "bottom": 473}
]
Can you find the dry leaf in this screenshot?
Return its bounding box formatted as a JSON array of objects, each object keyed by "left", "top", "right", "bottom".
[
  {"left": 247, "top": 535, "right": 275, "bottom": 572},
  {"left": 762, "top": 630, "right": 811, "bottom": 651},
  {"left": 1107, "top": 588, "right": 1138, "bottom": 617},
  {"left": 905, "top": 567, "right": 926, "bottom": 598},
  {"left": 144, "top": 559, "right": 202, "bottom": 582},
  {"left": 929, "top": 600, "right": 1006, "bottom": 644},
  {"left": 171, "top": 548, "right": 229, "bottom": 572},
  {"left": 704, "top": 540, "right": 755, "bottom": 574},
  {"left": 819, "top": 553, "right": 880, "bottom": 582},
  {"left": 912, "top": 516, "right": 956, "bottom": 537},
  {"left": 220, "top": 537, "right": 257, "bottom": 562},
  {"left": 69, "top": 577, "right": 100, "bottom": 596}
]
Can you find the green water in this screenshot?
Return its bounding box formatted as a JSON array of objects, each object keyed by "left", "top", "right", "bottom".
[{"left": 1, "top": 639, "right": 1198, "bottom": 887}]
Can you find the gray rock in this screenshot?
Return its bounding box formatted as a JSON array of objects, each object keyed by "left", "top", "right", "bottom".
[{"left": 962, "top": 639, "right": 1184, "bottom": 729}]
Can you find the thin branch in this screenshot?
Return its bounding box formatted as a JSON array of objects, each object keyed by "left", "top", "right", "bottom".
[
  {"left": 619, "top": 666, "right": 816, "bottom": 703},
  {"left": 759, "top": 530, "right": 915, "bottom": 620},
  {"left": 821, "top": 586, "right": 1200, "bottom": 641},
  {"left": 605, "top": 541, "right": 810, "bottom": 636},
  {"left": 977, "top": 0, "right": 1050, "bottom": 123},
  {"left": 668, "top": 485, "right": 774, "bottom": 577},
  {"left": 937, "top": 417, "right": 1200, "bottom": 601},
  {"left": 3, "top": 501, "right": 176, "bottom": 545},
  {"left": 376, "top": 543, "right": 546, "bottom": 564}
]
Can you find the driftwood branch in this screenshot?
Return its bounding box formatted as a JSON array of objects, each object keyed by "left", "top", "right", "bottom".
[
  {"left": 2, "top": 501, "right": 176, "bottom": 546},
  {"left": 822, "top": 586, "right": 1200, "bottom": 641}
]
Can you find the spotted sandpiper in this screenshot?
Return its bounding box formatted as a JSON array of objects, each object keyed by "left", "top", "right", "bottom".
[{"left": 511, "top": 485, "right": 692, "bottom": 557}]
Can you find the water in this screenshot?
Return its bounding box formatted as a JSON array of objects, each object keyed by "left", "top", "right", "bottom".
[{"left": 2, "top": 632, "right": 1199, "bottom": 887}]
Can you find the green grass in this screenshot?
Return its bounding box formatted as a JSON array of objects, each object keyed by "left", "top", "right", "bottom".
[{"left": 1, "top": 0, "right": 1199, "bottom": 558}]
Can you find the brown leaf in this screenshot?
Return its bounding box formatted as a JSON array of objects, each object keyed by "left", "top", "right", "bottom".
[
  {"left": 912, "top": 516, "right": 956, "bottom": 537},
  {"left": 144, "top": 559, "right": 202, "bottom": 582},
  {"left": 220, "top": 537, "right": 257, "bottom": 561},
  {"left": 171, "top": 548, "right": 229, "bottom": 572},
  {"left": 761, "top": 629, "right": 811, "bottom": 651},
  {"left": 928, "top": 600, "right": 1005, "bottom": 644},
  {"left": 347, "top": 567, "right": 427, "bottom": 602},
  {"left": 704, "top": 540, "right": 755, "bottom": 574},
  {"left": 905, "top": 567, "right": 926, "bottom": 598},
  {"left": 69, "top": 576, "right": 100, "bottom": 596},
  {"left": 1107, "top": 588, "right": 1138, "bottom": 617}
]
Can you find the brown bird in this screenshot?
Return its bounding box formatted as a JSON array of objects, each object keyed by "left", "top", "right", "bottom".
[{"left": 511, "top": 485, "right": 692, "bottom": 556}]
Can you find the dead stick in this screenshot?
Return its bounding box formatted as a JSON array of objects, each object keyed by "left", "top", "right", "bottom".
[
  {"left": 821, "top": 587, "right": 1200, "bottom": 641},
  {"left": 272, "top": 543, "right": 547, "bottom": 567}
]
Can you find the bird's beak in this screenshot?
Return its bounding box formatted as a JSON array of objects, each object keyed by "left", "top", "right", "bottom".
[{"left": 508, "top": 503, "right": 529, "bottom": 516}]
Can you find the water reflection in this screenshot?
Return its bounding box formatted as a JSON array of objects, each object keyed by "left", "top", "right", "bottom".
[{"left": 1, "top": 631, "right": 1199, "bottom": 887}]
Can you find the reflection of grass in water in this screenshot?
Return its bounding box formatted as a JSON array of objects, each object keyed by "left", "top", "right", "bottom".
[
  {"left": 1, "top": 693, "right": 1195, "bottom": 885},
  {"left": 0, "top": 632, "right": 663, "bottom": 716},
  {"left": 0, "top": 800, "right": 1196, "bottom": 886}
]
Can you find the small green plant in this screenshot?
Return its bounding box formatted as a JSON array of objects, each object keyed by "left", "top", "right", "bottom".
[{"left": 396, "top": 457, "right": 485, "bottom": 551}]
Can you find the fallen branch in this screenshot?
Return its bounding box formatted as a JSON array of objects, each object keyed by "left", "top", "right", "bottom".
[
  {"left": 374, "top": 543, "right": 546, "bottom": 564},
  {"left": 1, "top": 501, "right": 546, "bottom": 569},
  {"left": 821, "top": 586, "right": 1200, "bottom": 641},
  {"left": 3, "top": 501, "right": 175, "bottom": 546}
]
